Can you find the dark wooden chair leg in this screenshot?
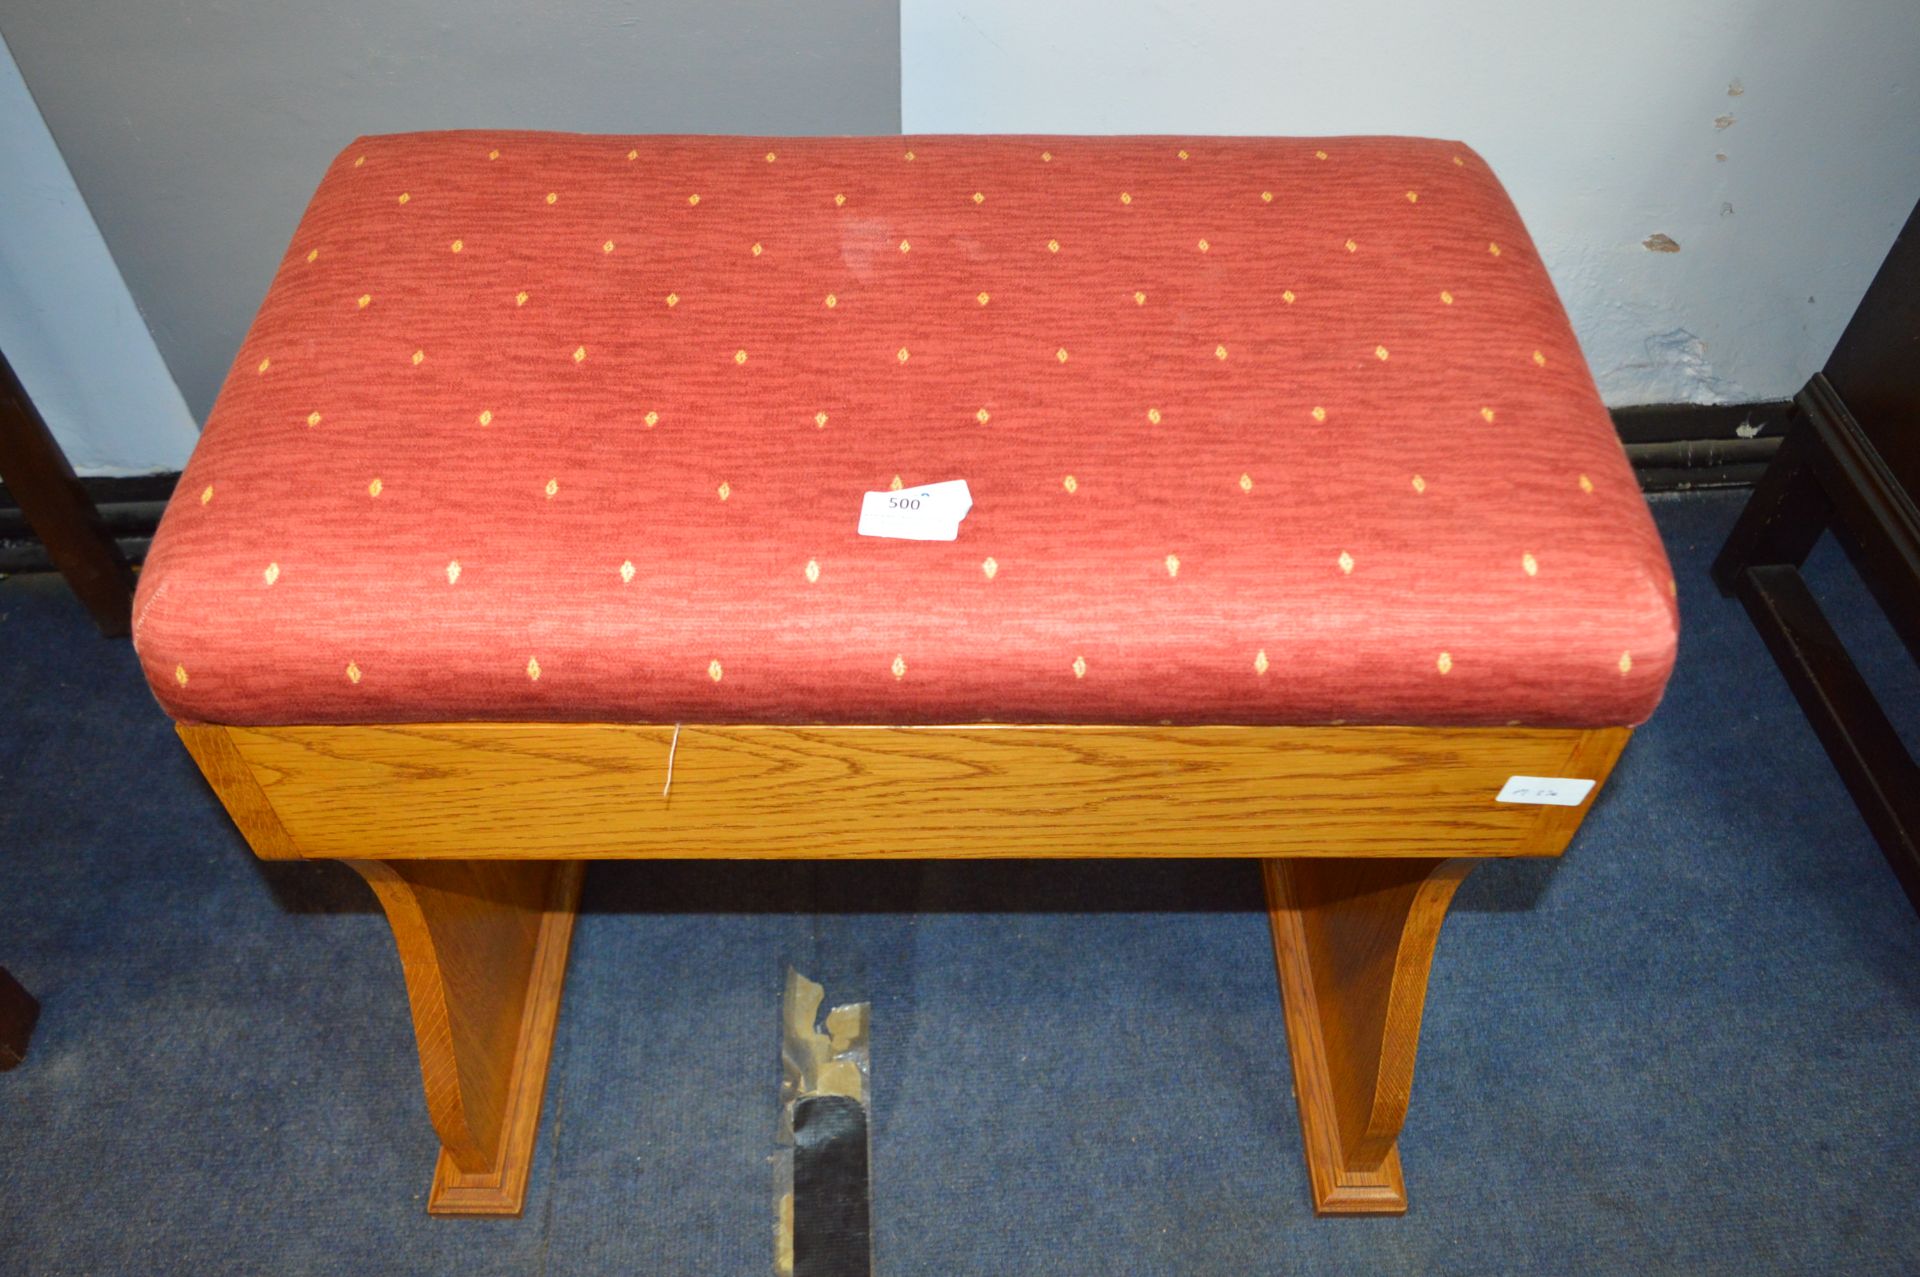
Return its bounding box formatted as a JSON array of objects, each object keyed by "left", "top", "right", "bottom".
[
  {"left": 1711, "top": 409, "right": 1831, "bottom": 596},
  {"left": 1716, "top": 370, "right": 1920, "bottom": 916},
  {"left": 1733, "top": 565, "right": 1920, "bottom": 912},
  {"left": 0, "top": 966, "right": 41, "bottom": 1070},
  {"left": 0, "top": 346, "right": 137, "bottom": 636}
]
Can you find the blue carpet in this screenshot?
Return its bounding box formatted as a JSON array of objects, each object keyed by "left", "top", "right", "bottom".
[{"left": 1, "top": 490, "right": 1917, "bottom": 1275}]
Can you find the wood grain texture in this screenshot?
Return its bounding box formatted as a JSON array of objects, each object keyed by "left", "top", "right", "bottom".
[
  {"left": 1517, "top": 725, "right": 1632, "bottom": 865},
  {"left": 212, "top": 722, "right": 1630, "bottom": 862},
  {"left": 176, "top": 723, "right": 300, "bottom": 859},
  {"left": 347, "top": 859, "right": 582, "bottom": 1216},
  {"left": 1263, "top": 857, "right": 1473, "bottom": 1215}
]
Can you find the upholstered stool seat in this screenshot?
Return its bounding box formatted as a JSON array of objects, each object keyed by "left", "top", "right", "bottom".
[
  {"left": 134, "top": 133, "right": 1676, "bottom": 1220},
  {"left": 134, "top": 132, "right": 1673, "bottom": 728}
]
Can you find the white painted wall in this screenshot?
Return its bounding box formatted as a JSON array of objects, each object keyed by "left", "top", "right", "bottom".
[
  {"left": 903, "top": 0, "right": 1920, "bottom": 407},
  {"left": 0, "top": 31, "right": 198, "bottom": 475}
]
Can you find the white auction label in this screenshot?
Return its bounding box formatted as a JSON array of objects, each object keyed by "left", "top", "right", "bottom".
[
  {"left": 1495, "top": 775, "right": 1597, "bottom": 806},
  {"left": 858, "top": 479, "right": 972, "bottom": 541}
]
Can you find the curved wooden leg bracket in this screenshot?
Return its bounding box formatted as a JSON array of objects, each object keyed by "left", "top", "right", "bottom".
[
  {"left": 1263, "top": 857, "right": 1472, "bottom": 1215},
  {"left": 347, "top": 858, "right": 584, "bottom": 1217}
]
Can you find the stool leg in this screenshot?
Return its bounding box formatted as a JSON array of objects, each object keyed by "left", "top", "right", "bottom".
[
  {"left": 1262, "top": 857, "right": 1473, "bottom": 1215},
  {"left": 346, "top": 858, "right": 583, "bottom": 1216}
]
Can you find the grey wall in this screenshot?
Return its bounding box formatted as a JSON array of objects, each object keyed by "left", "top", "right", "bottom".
[
  {"left": 0, "top": 31, "right": 199, "bottom": 474},
  {"left": 0, "top": 1, "right": 900, "bottom": 424}
]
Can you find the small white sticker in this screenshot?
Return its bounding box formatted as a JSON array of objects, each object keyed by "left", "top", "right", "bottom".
[
  {"left": 1496, "top": 775, "right": 1597, "bottom": 806},
  {"left": 858, "top": 479, "right": 972, "bottom": 541}
]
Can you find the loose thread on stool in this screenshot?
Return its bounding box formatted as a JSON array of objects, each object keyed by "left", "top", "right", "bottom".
[{"left": 662, "top": 722, "right": 681, "bottom": 798}]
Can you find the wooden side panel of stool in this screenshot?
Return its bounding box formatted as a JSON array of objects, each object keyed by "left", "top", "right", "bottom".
[
  {"left": 1263, "top": 857, "right": 1472, "bottom": 1214},
  {"left": 195, "top": 721, "right": 1629, "bottom": 862},
  {"left": 345, "top": 858, "right": 583, "bottom": 1216}
]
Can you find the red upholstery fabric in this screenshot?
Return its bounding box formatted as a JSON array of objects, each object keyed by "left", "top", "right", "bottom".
[{"left": 133, "top": 132, "right": 1677, "bottom": 727}]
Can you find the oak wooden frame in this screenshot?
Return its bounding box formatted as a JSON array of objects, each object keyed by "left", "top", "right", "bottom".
[{"left": 179, "top": 719, "right": 1629, "bottom": 1217}]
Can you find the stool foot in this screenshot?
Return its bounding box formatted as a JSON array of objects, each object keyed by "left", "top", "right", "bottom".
[
  {"left": 1262, "top": 857, "right": 1473, "bottom": 1216},
  {"left": 347, "top": 858, "right": 584, "bottom": 1216}
]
